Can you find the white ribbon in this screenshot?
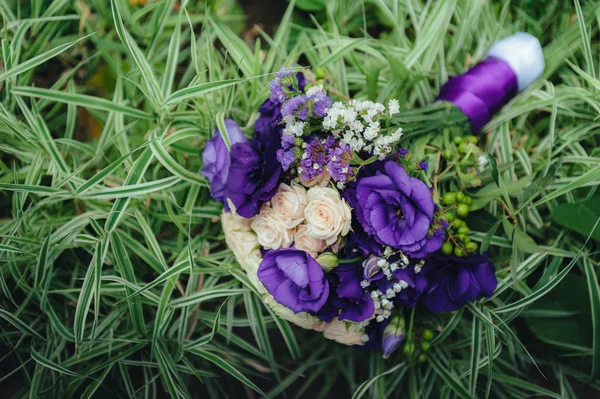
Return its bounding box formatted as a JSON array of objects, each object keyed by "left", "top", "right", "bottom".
[{"left": 486, "top": 32, "right": 545, "bottom": 91}]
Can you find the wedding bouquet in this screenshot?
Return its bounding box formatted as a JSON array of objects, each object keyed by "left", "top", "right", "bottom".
[{"left": 202, "top": 33, "right": 544, "bottom": 359}]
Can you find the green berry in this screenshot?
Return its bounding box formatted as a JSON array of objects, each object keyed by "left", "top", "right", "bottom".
[
  {"left": 453, "top": 219, "right": 462, "bottom": 228},
  {"left": 456, "top": 233, "right": 467, "bottom": 242},
  {"left": 418, "top": 354, "right": 427, "bottom": 363},
  {"left": 454, "top": 247, "right": 465, "bottom": 257},
  {"left": 456, "top": 203, "right": 469, "bottom": 217},
  {"left": 465, "top": 242, "right": 478, "bottom": 253},
  {"left": 441, "top": 242, "right": 453, "bottom": 255},
  {"left": 457, "top": 226, "right": 470, "bottom": 235},
  {"left": 445, "top": 212, "right": 454, "bottom": 222},
  {"left": 466, "top": 135, "right": 478, "bottom": 143},
  {"left": 465, "top": 196, "right": 472, "bottom": 205},
  {"left": 420, "top": 342, "right": 431, "bottom": 352},
  {"left": 458, "top": 143, "right": 466, "bottom": 153},
  {"left": 453, "top": 136, "right": 462, "bottom": 145},
  {"left": 442, "top": 192, "right": 457, "bottom": 205},
  {"left": 403, "top": 342, "right": 415, "bottom": 357},
  {"left": 443, "top": 149, "right": 453, "bottom": 160},
  {"left": 315, "top": 67, "right": 327, "bottom": 80},
  {"left": 462, "top": 236, "right": 471, "bottom": 243},
  {"left": 317, "top": 78, "right": 326, "bottom": 85},
  {"left": 422, "top": 329, "right": 434, "bottom": 341},
  {"left": 456, "top": 192, "right": 465, "bottom": 203}
]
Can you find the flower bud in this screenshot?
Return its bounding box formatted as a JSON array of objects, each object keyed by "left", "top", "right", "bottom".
[
  {"left": 316, "top": 252, "right": 339, "bottom": 272},
  {"left": 363, "top": 256, "right": 382, "bottom": 281},
  {"left": 382, "top": 315, "right": 406, "bottom": 359}
]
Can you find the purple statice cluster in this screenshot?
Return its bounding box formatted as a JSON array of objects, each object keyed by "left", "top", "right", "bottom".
[
  {"left": 297, "top": 136, "right": 354, "bottom": 184},
  {"left": 276, "top": 133, "right": 296, "bottom": 171},
  {"left": 201, "top": 68, "right": 498, "bottom": 357},
  {"left": 281, "top": 84, "right": 332, "bottom": 122}
]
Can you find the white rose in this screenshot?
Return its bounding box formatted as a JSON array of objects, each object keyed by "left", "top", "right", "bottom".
[
  {"left": 225, "top": 198, "right": 253, "bottom": 231},
  {"left": 299, "top": 171, "right": 330, "bottom": 188},
  {"left": 238, "top": 250, "right": 267, "bottom": 295},
  {"left": 251, "top": 205, "right": 294, "bottom": 250},
  {"left": 263, "top": 295, "right": 325, "bottom": 331},
  {"left": 304, "top": 187, "right": 352, "bottom": 245},
  {"left": 294, "top": 224, "right": 328, "bottom": 258},
  {"left": 271, "top": 183, "right": 307, "bottom": 229},
  {"left": 222, "top": 211, "right": 259, "bottom": 261},
  {"left": 322, "top": 318, "right": 366, "bottom": 346}
]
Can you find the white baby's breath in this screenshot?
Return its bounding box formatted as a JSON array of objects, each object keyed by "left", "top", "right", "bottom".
[{"left": 321, "top": 99, "right": 403, "bottom": 158}]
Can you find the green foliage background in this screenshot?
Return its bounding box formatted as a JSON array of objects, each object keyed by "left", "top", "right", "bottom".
[{"left": 1, "top": 0, "right": 600, "bottom": 397}]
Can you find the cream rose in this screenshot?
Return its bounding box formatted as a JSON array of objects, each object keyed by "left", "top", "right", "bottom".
[
  {"left": 263, "top": 295, "right": 325, "bottom": 331},
  {"left": 271, "top": 183, "right": 307, "bottom": 229},
  {"left": 304, "top": 187, "right": 352, "bottom": 245},
  {"left": 225, "top": 198, "right": 253, "bottom": 231},
  {"left": 222, "top": 211, "right": 259, "bottom": 260},
  {"left": 294, "top": 224, "right": 328, "bottom": 258},
  {"left": 251, "top": 206, "right": 295, "bottom": 250},
  {"left": 299, "top": 171, "right": 330, "bottom": 188},
  {"left": 322, "top": 318, "right": 366, "bottom": 346}
]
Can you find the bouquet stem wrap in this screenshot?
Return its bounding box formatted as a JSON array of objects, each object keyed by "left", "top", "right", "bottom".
[{"left": 438, "top": 32, "right": 544, "bottom": 132}]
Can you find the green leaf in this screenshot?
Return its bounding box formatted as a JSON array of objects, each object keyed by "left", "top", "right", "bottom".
[
  {"left": 519, "top": 159, "right": 560, "bottom": 208},
  {"left": 552, "top": 196, "right": 600, "bottom": 241},
  {"left": 30, "top": 348, "right": 79, "bottom": 377},
  {"left": 104, "top": 147, "right": 154, "bottom": 232},
  {"left": 164, "top": 78, "right": 245, "bottom": 105},
  {"left": 11, "top": 86, "right": 154, "bottom": 120},
  {"left": 351, "top": 362, "right": 406, "bottom": 399},
  {"left": 187, "top": 348, "right": 267, "bottom": 397},
  {"left": 584, "top": 258, "right": 600, "bottom": 381},
  {"left": 110, "top": 0, "right": 163, "bottom": 107},
  {"left": 428, "top": 351, "right": 474, "bottom": 399},
  {"left": 0, "top": 34, "right": 95, "bottom": 82},
  {"left": 535, "top": 164, "right": 600, "bottom": 206},
  {"left": 33, "top": 232, "right": 51, "bottom": 288},
  {"left": 0, "top": 309, "right": 46, "bottom": 341}
]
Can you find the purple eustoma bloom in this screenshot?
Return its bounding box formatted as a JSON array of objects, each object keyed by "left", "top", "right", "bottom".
[
  {"left": 314, "top": 262, "right": 374, "bottom": 323},
  {"left": 226, "top": 122, "right": 282, "bottom": 218},
  {"left": 201, "top": 119, "right": 247, "bottom": 202},
  {"left": 353, "top": 161, "right": 438, "bottom": 257},
  {"left": 257, "top": 249, "right": 330, "bottom": 314},
  {"left": 420, "top": 252, "right": 497, "bottom": 312}
]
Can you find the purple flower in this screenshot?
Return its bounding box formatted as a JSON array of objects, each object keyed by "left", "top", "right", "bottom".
[
  {"left": 382, "top": 315, "right": 405, "bottom": 359},
  {"left": 299, "top": 137, "right": 327, "bottom": 181},
  {"left": 398, "top": 148, "right": 409, "bottom": 157},
  {"left": 201, "top": 119, "right": 247, "bottom": 202},
  {"left": 226, "top": 124, "right": 282, "bottom": 218},
  {"left": 344, "top": 189, "right": 383, "bottom": 258},
  {"left": 270, "top": 69, "right": 304, "bottom": 103},
  {"left": 314, "top": 262, "right": 374, "bottom": 323},
  {"left": 326, "top": 139, "right": 354, "bottom": 183},
  {"left": 420, "top": 253, "right": 497, "bottom": 312},
  {"left": 360, "top": 318, "right": 389, "bottom": 351},
  {"left": 282, "top": 95, "right": 308, "bottom": 117},
  {"left": 310, "top": 90, "right": 332, "bottom": 117},
  {"left": 408, "top": 230, "right": 444, "bottom": 259},
  {"left": 418, "top": 161, "right": 429, "bottom": 171},
  {"left": 257, "top": 249, "right": 330, "bottom": 313},
  {"left": 353, "top": 161, "right": 437, "bottom": 257},
  {"left": 367, "top": 261, "right": 428, "bottom": 309},
  {"left": 276, "top": 134, "right": 296, "bottom": 171}
]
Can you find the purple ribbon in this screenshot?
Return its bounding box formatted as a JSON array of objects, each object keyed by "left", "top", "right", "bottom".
[{"left": 438, "top": 57, "right": 518, "bottom": 133}]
